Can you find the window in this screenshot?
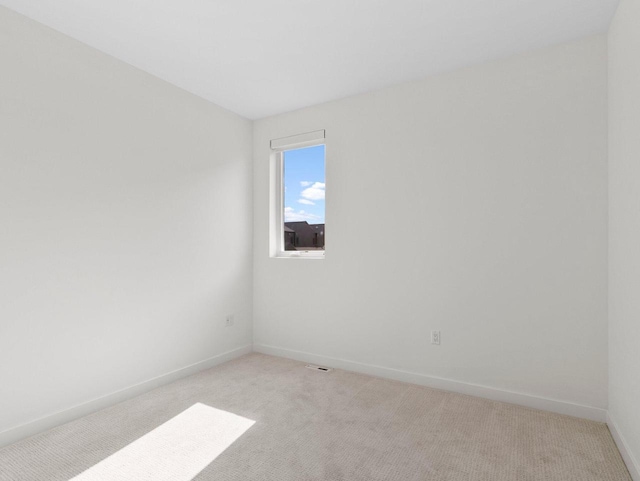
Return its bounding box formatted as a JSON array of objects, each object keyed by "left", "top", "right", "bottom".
[{"left": 270, "top": 130, "right": 325, "bottom": 258}]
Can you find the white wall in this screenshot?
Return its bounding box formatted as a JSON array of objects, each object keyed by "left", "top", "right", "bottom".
[
  {"left": 608, "top": 0, "right": 640, "bottom": 476},
  {"left": 253, "top": 35, "right": 609, "bottom": 415},
  {"left": 0, "top": 6, "right": 253, "bottom": 440}
]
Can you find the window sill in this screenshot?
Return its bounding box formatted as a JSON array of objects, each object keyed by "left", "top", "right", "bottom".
[{"left": 272, "top": 252, "right": 325, "bottom": 259}]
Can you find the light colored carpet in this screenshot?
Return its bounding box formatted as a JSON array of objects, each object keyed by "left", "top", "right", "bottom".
[{"left": 0, "top": 353, "right": 631, "bottom": 481}]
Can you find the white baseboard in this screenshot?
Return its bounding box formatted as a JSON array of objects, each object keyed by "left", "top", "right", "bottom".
[
  {"left": 608, "top": 412, "right": 640, "bottom": 481},
  {"left": 0, "top": 344, "right": 252, "bottom": 449},
  {"left": 253, "top": 343, "right": 607, "bottom": 423}
]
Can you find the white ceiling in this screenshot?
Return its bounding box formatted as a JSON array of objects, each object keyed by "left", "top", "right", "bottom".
[{"left": 1, "top": 0, "right": 620, "bottom": 119}]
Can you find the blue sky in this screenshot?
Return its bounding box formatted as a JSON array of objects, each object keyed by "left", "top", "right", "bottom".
[{"left": 283, "top": 145, "right": 325, "bottom": 224}]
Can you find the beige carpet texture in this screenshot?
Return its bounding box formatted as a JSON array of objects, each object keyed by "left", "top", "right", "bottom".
[{"left": 0, "top": 353, "right": 632, "bottom": 481}]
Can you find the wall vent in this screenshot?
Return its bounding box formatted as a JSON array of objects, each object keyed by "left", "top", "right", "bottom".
[{"left": 305, "top": 364, "right": 333, "bottom": 373}]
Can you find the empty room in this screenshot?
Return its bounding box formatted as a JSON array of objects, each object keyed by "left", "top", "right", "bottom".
[{"left": 1, "top": 0, "right": 638, "bottom": 480}]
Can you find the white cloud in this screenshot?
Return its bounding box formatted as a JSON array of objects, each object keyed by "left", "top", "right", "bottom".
[
  {"left": 284, "top": 207, "right": 321, "bottom": 223},
  {"left": 298, "top": 199, "right": 315, "bottom": 205},
  {"left": 300, "top": 181, "right": 312, "bottom": 187},
  {"left": 300, "top": 182, "right": 325, "bottom": 201}
]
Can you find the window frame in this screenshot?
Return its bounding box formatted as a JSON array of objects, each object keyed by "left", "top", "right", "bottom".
[{"left": 269, "top": 130, "right": 326, "bottom": 259}]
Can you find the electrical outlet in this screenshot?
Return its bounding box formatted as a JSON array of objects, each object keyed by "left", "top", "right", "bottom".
[
  {"left": 225, "top": 314, "right": 235, "bottom": 327},
  {"left": 431, "top": 330, "right": 441, "bottom": 345}
]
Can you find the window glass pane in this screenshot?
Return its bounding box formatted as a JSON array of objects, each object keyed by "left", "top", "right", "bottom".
[{"left": 283, "top": 145, "right": 325, "bottom": 251}]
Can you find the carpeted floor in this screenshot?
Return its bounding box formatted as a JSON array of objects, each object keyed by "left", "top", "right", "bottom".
[{"left": 0, "top": 353, "right": 632, "bottom": 481}]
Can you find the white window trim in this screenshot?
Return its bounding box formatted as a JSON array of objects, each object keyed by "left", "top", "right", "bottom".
[{"left": 269, "top": 130, "right": 326, "bottom": 259}]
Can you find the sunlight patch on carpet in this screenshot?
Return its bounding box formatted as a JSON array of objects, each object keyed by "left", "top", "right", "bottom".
[{"left": 69, "top": 403, "right": 255, "bottom": 481}]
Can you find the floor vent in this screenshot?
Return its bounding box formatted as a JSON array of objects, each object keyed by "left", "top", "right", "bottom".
[{"left": 305, "top": 364, "right": 333, "bottom": 373}]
